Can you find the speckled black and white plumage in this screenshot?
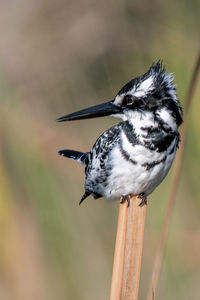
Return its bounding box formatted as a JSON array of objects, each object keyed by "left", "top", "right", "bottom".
[{"left": 58, "top": 61, "right": 183, "bottom": 205}]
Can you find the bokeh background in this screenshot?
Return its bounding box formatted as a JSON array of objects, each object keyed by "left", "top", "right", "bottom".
[{"left": 0, "top": 1, "right": 200, "bottom": 299}]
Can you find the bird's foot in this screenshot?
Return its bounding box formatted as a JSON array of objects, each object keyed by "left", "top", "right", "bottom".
[
  {"left": 120, "top": 195, "right": 130, "bottom": 207},
  {"left": 137, "top": 193, "right": 147, "bottom": 207}
]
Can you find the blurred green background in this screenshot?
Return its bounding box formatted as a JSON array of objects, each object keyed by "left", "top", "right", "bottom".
[{"left": 0, "top": 1, "right": 200, "bottom": 299}]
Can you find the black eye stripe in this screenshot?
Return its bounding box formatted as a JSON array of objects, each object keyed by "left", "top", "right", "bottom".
[{"left": 123, "top": 94, "right": 133, "bottom": 105}]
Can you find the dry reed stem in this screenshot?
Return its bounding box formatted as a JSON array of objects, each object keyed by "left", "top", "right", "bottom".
[
  {"left": 146, "top": 52, "right": 200, "bottom": 300},
  {"left": 110, "top": 195, "right": 146, "bottom": 300}
]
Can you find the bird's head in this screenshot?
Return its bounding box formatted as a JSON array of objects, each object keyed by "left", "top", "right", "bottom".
[{"left": 57, "top": 61, "right": 182, "bottom": 128}]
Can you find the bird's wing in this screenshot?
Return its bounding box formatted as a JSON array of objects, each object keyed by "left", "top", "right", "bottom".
[
  {"left": 85, "top": 123, "right": 121, "bottom": 175},
  {"left": 92, "top": 123, "right": 121, "bottom": 160}
]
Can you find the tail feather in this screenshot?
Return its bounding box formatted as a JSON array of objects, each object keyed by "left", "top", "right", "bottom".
[
  {"left": 79, "top": 191, "right": 91, "bottom": 205},
  {"left": 58, "top": 149, "right": 88, "bottom": 165}
]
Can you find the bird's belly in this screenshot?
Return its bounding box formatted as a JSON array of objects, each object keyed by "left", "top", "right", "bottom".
[{"left": 103, "top": 144, "right": 176, "bottom": 200}]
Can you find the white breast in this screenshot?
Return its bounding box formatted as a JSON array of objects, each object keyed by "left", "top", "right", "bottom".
[{"left": 104, "top": 133, "right": 176, "bottom": 200}]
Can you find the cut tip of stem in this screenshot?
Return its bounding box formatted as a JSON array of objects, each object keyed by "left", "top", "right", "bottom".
[{"left": 110, "top": 195, "right": 147, "bottom": 300}]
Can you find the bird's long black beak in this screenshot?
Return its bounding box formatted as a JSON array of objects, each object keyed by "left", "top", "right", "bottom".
[{"left": 56, "top": 100, "right": 122, "bottom": 122}]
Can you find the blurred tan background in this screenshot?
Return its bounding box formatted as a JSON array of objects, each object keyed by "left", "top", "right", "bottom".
[{"left": 0, "top": 0, "right": 200, "bottom": 299}]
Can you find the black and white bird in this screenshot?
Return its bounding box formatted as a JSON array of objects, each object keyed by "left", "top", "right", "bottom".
[{"left": 57, "top": 61, "right": 182, "bottom": 206}]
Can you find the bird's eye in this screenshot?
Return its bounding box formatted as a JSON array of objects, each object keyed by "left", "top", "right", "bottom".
[{"left": 123, "top": 94, "right": 133, "bottom": 106}]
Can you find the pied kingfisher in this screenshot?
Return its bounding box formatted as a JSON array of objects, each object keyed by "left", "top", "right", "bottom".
[{"left": 57, "top": 61, "right": 182, "bottom": 206}]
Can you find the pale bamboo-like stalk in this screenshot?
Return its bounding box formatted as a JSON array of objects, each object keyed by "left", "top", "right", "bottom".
[
  {"left": 146, "top": 52, "right": 200, "bottom": 300},
  {"left": 110, "top": 195, "right": 146, "bottom": 300}
]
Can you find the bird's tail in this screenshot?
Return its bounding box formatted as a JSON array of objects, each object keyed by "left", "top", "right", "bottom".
[{"left": 58, "top": 149, "right": 88, "bottom": 165}]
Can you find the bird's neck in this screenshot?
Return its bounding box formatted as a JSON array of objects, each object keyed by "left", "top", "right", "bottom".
[
  {"left": 126, "top": 109, "right": 177, "bottom": 134},
  {"left": 120, "top": 110, "right": 178, "bottom": 153}
]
